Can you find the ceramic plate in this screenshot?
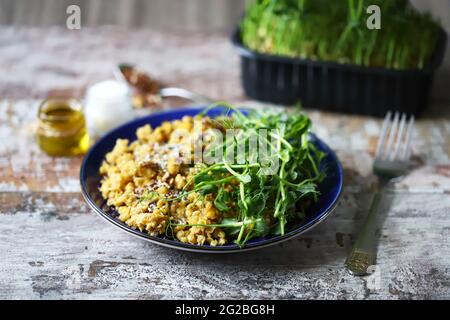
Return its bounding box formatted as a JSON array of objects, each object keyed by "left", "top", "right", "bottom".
[{"left": 80, "top": 107, "right": 343, "bottom": 253}]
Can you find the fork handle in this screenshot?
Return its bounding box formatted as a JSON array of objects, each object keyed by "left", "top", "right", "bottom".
[{"left": 345, "top": 184, "right": 386, "bottom": 276}]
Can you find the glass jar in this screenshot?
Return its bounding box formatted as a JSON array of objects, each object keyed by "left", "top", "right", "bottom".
[{"left": 36, "top": 98, "right": 90, "bottom": 156}]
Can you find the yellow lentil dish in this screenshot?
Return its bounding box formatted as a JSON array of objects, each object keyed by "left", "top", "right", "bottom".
[
  {"left": 99, "top": 115, "right": 230, "bottom": 246},
  {"left": 99, "top": 106, "right": 325, "bottom": 247}
]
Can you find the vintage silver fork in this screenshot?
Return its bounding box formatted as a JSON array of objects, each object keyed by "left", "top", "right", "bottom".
[{"left": 345, "top": 111, "right": 415, "bottom": 276}]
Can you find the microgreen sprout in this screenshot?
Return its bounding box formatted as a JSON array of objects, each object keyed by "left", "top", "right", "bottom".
[
  {"left": 241, "top": 0, "right": 440, "bottom": 70},
  {"left": 172, "top": 103, "right": 325, "bottom": 247}
]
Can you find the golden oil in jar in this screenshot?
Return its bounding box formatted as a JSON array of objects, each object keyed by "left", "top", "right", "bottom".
[{"left": 36, "top": 99, "right": 90, "bottom": 156}]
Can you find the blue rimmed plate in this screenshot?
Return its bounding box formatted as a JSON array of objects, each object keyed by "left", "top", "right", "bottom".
[{"left": 80, "top": 107, "right": 343, "bottom": 253}]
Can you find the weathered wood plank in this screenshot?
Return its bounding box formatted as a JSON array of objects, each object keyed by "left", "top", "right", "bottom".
[
  {"left": 0, "top": 28, "right": 242, "bottom": 100},
  {"left": 0, "top": 20, "right": 449, "bottom": 301},
  {"left": 1, "top": 100, "right": 449, "bottom": 194},
  {"left": 0, "top": 100, "right": 82, "bottom": 192},
  {"left": 0, "top": 193, "right": 449, "bottom": 299},
  {"left": 0, "top": 192, "right": 88, "bottom": 215},
  {"left": 3, "top": 25, "right": 449, "bottom": 108}
]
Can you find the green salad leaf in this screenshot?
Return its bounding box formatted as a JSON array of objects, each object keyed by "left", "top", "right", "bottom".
[{"left": 172, "top": 102, "right": 326, "bottom": 247}]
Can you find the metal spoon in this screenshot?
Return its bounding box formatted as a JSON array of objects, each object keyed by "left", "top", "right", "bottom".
[{"left": 114, "top": 63, "right": 212, "bottom": 105}]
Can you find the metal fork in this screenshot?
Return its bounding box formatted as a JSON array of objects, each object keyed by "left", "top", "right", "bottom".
[{"left": 345, "top": 111, "right": 415, "bottom": 276}]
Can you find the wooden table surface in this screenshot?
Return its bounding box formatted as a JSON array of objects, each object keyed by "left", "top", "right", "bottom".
[{"left": 0, "top": 27, "right": 449, "bottom": 300}]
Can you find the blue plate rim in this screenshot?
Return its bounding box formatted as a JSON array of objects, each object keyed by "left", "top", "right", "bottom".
[{"left": 80, "top": 106, "right": 344, "bottom": 253}]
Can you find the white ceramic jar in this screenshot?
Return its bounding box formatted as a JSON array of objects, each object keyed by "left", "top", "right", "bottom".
[{"left": 84, "top": 80, "right": 134, "bottom": 138}]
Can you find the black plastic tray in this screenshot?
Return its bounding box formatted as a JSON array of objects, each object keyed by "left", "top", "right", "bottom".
[{"left": 231, "top": 27, "right": 447, "bottom": 117}]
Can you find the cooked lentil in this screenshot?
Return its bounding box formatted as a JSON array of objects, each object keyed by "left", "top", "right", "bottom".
[{"left": 99, "top": 115, "right": 230, "bottom": 246}]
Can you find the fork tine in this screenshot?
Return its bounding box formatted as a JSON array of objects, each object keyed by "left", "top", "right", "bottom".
[
  {"left": 392, "top": 113, "right": 407, "bottom": 160},
  {"left": 401, "top": 115, "right": 415, "bottom": 160},
  {"left": 375, "top": 111, "right": 392, "bottom": 159},
  {"left": 384, "top": 111, "right": 400, "bottom": 160}
]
